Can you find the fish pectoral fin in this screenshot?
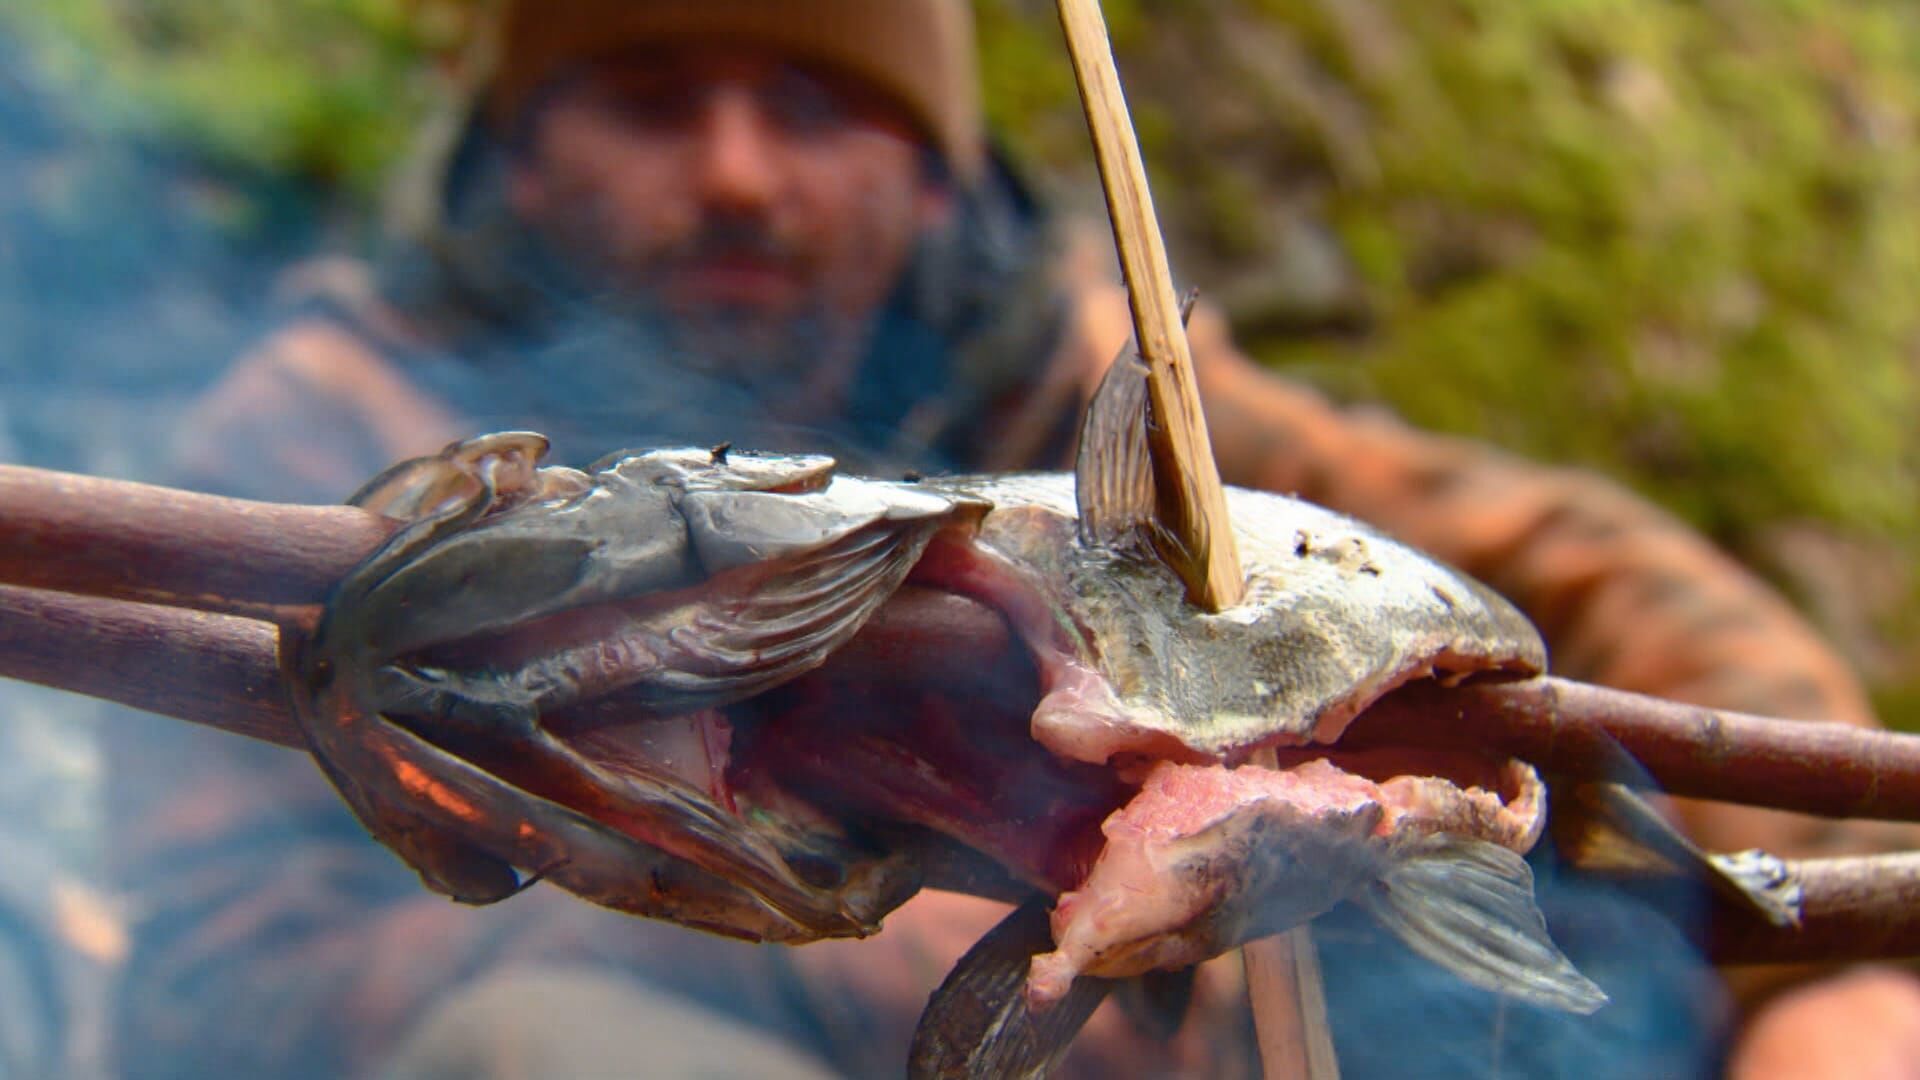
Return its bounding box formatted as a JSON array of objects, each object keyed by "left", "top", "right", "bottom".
[
  {"left": 647, "top": 520, "right": 939, "bottom": 708},
  {"left": 370, "top": 665, "right": 541, "bottom": 739},
  {"left": 1075, "top": 344, "right": 1157, "bottom": 549},
  {"left": 909, "top": 897, "right": 1114, "bottom": 1080},
  {"left": 1359, "top": 835, "right": 1609, "bottom": 1015}
]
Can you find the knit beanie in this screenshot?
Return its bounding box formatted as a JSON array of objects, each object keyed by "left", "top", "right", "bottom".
[{"left": 488, "top": 0, "right": 985, "bottom": 183}]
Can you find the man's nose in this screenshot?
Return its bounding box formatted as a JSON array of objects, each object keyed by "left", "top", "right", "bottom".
[{"left": 693, "top": 89, "right": 779, "bottom": 214}]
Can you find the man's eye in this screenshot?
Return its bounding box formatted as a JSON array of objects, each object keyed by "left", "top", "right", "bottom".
[
  {"left": 599, "top": 85, "right": 704, "bottom": 131},
  {"left": 761, "top": 72, "right": 849, "bottom": 134}
]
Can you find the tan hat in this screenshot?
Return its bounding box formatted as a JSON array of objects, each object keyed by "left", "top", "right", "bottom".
[{"left": 489, "top": 0, "right": 985, "bottom": 183}]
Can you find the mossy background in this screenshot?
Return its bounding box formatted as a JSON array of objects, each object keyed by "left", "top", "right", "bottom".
[{"left": 4, "top": 0, "right": 1919, "bottom": 723}]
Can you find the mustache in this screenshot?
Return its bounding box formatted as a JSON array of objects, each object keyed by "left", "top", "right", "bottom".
[{"left": 659, "top": 215, "right": 803, "bottom": 267}]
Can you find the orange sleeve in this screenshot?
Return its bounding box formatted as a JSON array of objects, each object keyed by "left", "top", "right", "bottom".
[{"left": 168, "top": 318, "right": 463, "bottom": 503}]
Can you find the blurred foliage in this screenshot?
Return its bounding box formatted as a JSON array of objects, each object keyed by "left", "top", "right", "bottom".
[
  {"left": 0, "top": 0, "right": 473, "bottom": 190},
  {"left": 6, "top": 0, "right": 1920, "bottom": 717}
]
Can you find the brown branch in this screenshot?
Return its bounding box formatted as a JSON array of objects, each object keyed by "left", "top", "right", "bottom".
[
  {"left": 4, "top": 462, "right": 1919, "bottom": 825},
  {"left": 1708, "top": 854, "right": 1920, "bottom": 966},
  {"left": 1349, "top": 679, "right": 1920, "bottom": 823},
  {"left": 10, "top": 462, "right": 1920, "bottom": 975},
  {"left": 0, "top": 582, "right": 1014, "bottom": 754},
  {"left": 0, "top": 584, "right": 301, "bottom": 749},
  {"left": 0, "top": 464, "right": 396, "bottom": 616},
  {"left": 9, "top": 576, "right": 1913, "bottom": 967}
]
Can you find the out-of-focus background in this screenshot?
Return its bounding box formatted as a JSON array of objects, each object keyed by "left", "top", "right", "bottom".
[{"left": 1, "top": 0, "right": 1917, "bottom": 726}]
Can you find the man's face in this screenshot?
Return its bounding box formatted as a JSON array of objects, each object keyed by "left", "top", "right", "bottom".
[{"left": 507, "top": 47, "right": 952, "bottom": 381}]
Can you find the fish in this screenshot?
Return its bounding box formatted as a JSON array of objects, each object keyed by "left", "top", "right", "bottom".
[{"left": 289, "top": 357, "right": 1608, "bottom": 1073}]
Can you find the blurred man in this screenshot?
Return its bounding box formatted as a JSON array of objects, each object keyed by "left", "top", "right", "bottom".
[{"left": 112, "top": 1, "right": 1918, "bottom": 1076}]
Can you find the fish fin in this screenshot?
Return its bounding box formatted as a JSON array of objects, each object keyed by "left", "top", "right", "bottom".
[
  {"left": 1075, "top": 345, "right": 1157, "bottom": 549},
  {"left": 1359, "top": 835, "right": 1608, "bottom": 1015},
  {"left": 345, "top": 671, "right": 844, "bottom": 927},
  {"left": 1556, "top": 783, "right": 1803, "bottom": 929},
  {"left": 643, "top": 520, "right": 941, "bottom": 708},
  {"left": 909, "top": 898, "right": 1114, "bottom": 1080}
]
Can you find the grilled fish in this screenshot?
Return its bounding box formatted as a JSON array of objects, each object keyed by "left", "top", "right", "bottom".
[{"left": 291, "top": 364, "right": 1606, "bottom": 1070}]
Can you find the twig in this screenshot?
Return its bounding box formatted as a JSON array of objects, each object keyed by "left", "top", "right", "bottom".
[
  {"left": 11, "top": 507, "right": 1920, "bottom": 969},
  {"left": 0, "top": 584, "right": 300, "bottom": 749},
  {"left": 1708, "top": 853, "right": 1920, "bottom": 965},
  {"left": 0, "top": 464, "right": 395, "bottom": 617},
  {"left": 1055, "top": 0, "right": 1244, "bottom": 612},
  {"left": 1243, "top": 926, "right": 1340, "bottom": 1079},
  {"left": 1349, "top": 679, "right": 1920, "bottom": 822},
  {"left": 0, "top": 582, "right": 1014, "bottom": 754},
  {"left": 1054, "top": 0, "right": 1294, "bottom": 1068}
]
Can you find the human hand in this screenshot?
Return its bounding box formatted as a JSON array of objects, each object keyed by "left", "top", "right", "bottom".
[{"left": 1728, "top": 968, "right": 1920, "bottom": 1080}]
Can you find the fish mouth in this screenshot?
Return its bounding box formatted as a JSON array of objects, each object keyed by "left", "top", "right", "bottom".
[{"left": 377, "top": 524, "right": 1546, "bottom": 946}]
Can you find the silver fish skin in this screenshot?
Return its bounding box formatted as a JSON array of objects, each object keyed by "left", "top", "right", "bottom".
[
  {"left": 291, "top": 435, "right": 983, "bottom": 941},
  {"left": 931, "top": 471, "right": 1547, "bottom": 763}
]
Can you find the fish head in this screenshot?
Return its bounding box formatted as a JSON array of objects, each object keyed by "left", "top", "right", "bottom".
[
  {"left": 343, "top": 439, "right": 972, "bottom": 658},
  {"left": 292, "top": 435, "right": 991, "bottom": 944}
]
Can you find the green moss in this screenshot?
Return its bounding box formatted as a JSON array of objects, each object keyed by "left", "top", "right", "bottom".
[{"left": 1, "top": 0, "right": 443, "bottom": 192}]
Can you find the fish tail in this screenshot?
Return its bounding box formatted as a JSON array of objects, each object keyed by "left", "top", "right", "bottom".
[{"left": 1358, "top": 835, "right": 1608, "bottom": 1015}]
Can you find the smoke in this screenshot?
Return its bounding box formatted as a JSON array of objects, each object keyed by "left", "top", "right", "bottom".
[
  {"left": 0, "top": 30, "right": 326, "bottom": 480},
  {"left": 1312, "top": 844, "right": 1728, "bottom": 1077},
  {"left": 0, "top": 28, "right": 334, "bottom": 1079}
]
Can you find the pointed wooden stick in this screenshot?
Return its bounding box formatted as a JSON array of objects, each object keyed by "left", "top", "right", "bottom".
[
  {"left": 1054, "top": 1, "right": 1314, "bottom": 1073},
  {"left": 1244, "top": 924, "right": 1342, "bottom": 1079},
  {"left": 1055, "top": 0, "right": 1244, "bottom": 612}
]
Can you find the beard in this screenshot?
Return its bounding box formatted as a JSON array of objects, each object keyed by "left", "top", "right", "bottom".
[
  {"left": 537, "top": 210, "right": 869, "bottom": 405},
  {"left": 473, "top": 213, "right": 885, "bottom": 464}
]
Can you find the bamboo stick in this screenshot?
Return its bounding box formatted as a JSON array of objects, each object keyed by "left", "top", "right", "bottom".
[
  {"left": 1055, "top": 0, "right": 1244, "bottom": 612},
  {"left": 1053, "top": 0, "right": 1297, "bottom": 1068}
]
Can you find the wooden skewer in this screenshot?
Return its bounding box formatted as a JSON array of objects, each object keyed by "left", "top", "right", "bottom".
[
  {"left": 1053, "top": 0, "right": 1311, "bottom": 1074},
  {"left": 1055, "top": 0, "right": 1245, "bottom": 613},
  {"left": 0, "top": 464, "right": 396, "bottom": 618}
]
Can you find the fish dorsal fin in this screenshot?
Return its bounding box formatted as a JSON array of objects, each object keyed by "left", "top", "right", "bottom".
[
  {"left": 1077, "top": 290, "right": 1202, "bottom": 554},
  {"left": 1076, "top": 345, "right": 1157, "bottom": 548}
]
